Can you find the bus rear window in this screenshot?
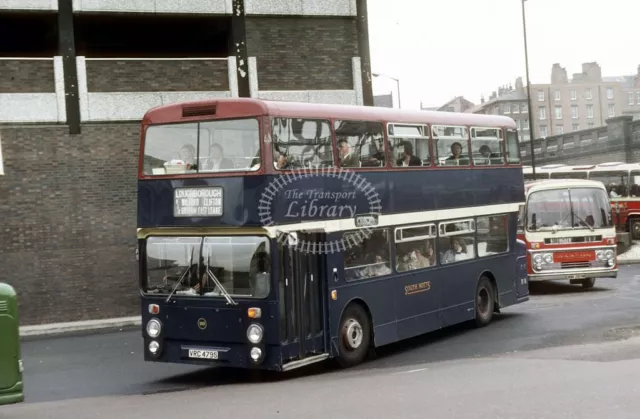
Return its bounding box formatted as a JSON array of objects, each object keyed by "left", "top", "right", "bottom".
[{"left": 142, "top": 118, "right": 260, "bottom": 175}]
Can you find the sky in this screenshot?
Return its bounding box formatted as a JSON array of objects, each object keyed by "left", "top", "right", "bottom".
[{"left": 367, "top": 0, "right": 639, "bottom": 109}]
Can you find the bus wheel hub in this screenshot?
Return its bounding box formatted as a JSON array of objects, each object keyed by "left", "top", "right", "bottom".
[{"left": 343, "top": 319, "right": 363, "bottom": 349}]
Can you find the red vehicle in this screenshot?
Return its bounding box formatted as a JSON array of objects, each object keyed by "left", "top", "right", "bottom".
[
  {"left": 517, "top": 179, "right": 617, "bottom": 289},
  {"left": 524, "top": 162, "right": 640, "bottom": 241}
]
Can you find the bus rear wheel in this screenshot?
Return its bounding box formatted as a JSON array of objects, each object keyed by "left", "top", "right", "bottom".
[
  {"left": 474, "top": 277, "right": 495, "bottom": 327},
  {"left": 336, "top": 304, "right": 371, "bottom": 368}
]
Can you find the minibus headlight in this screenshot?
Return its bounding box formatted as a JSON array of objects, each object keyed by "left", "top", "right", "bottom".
[
  {"left": 146, "top": 319, "right": 162, "bottom": 338},
  {"left": 149, "top": 341, "right": 160, "bottom": 355},
  {"left": 605, "top": 249, "right": 615, "bottom": 260},
  {"left": 533, "top": 254, "right": 543, "bottom": 264},
  {"left": 247, "top": 324, "right": 264, "bottom": 344},
  {"left": 596, "top": 250, "right": 606, "bottom": 261},
  {"left": 543, "top": 253, "right": 553, "bottom": 264}
]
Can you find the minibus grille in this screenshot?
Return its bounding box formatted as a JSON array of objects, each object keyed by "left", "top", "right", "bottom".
[
  {"left": 0, "top": 300, "right": 7, "bottom": 313},
  {"left": 561, "top": 262, "right": 592, "bottom": 269}
]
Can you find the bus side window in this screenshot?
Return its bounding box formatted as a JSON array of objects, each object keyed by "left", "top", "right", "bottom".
[
  {"left": 334, "top": 120, "right": 386, "bottom": 168},
  {"left": 506, "top": 129, "right": 521, "bottom": 165},
  {"left": 387, "top": 123, "right": 430, "bottom": 167},
  {"left": 343, "top": 228, "right": 392, "bottom": 280},
  {"left": 471, "top": 127, "right": 505, "bottom": 166},
  {"left": 432, "top": 125, "right": 470, "bottom": 166},
  {"left": 517, "top": 205, "right": 525, "bottom": 233}
]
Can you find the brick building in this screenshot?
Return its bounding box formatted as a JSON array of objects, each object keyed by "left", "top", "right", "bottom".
[{"left": 0, "top": 0, "right": 374, "bottom": 325}]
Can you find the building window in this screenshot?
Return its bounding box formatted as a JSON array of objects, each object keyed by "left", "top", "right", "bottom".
[
  {"left": 587, "top": 104, "right": 594, "bottom": 119},
  {"left": 571, "top": 89, "right": 577, "bottom": 101},
  {"left": 537, "top": 90, "right": 544, "bottom": 101},
  {"left": 503, "top": 104, "right": 510, "bottom": 114},
  {"left": 637, "top": 92, "right": 640, "bottom": 105},
  {"left": 556, "top": 125, "right": 564, "bottom": 135},
  {"left": 512, "top": 104, "right": 519, "bottom": 114},
  {"left": 343, "top": 229, "right": 391, "bottom": 280},
  {"left": 516, "top": 119, "right": 521, "bottom": 130},
  {"left": 554, "top": 106, "right": 562, "bottom": 120},
  {"left": 540, "top": 126, "right": 547, "bottom": 137},
  {"left": 554, "top": 90, "right": 561, "bottom": 101},
  {"left": 629, "top": 92, "right": 635, "bottom": 106},
  {"left": 572, "top": 124, "right": 579, "bottom": 131},
  {"left": 588, "top": 122, "right": 594, "bottom": 129},
  {"left": 539, "top": 107, "right": 546, "bottom": 120},
  {"left": 523, "top": 119, "right": 529, "bottom": 130},
  {"left": 608, "top": 104, "right": 615, "bottom": 117},
  {"left": 585, "top": 89, "right": 592, "bottom": 100},
  {"left": 522, "top": 104, "right": 528, "bottom": 113},
  {"left": 607, "top": 88, "right": 614, "bottom": 100}
]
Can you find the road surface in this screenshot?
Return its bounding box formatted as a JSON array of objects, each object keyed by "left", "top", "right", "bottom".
[{"left": 13, "top": 265, "right": 640, "bottom": 405}]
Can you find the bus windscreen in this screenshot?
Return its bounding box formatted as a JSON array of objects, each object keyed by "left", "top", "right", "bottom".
[
  {"left": 142, "top": 118, "right": 260, "bottom": 175},
  {"left": 526, "top": 188, "right": 612, "bottom": 231}
]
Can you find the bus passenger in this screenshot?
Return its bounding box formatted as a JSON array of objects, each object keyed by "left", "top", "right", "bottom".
[
  {"left": 203, "top": 143, "right": 234, "bottom": 171},
  {"left": 338, "top": 139, "right": 359, "bottom": 168},
  {"left": 179, "top": 144, "right": 197, "bottom": 170},
  {"left": 397, "top": 141, "right": 421, "bottom": 166},
  {"left": 425, "top": 241, "right": 436, "bottom": 266},
  {"left": 446, "top": 142, "right": 463, "bottom": 161},
  {"left": 363, "top": 254, "right": 391, "bottom": 277},
  {"left": 275, "top": 150, "right": 291, "bottom": 170}
]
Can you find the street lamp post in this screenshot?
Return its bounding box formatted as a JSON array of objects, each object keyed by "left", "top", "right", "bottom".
[
  {"left": 521, "top": 0, "right": 536, "bottom": 180},
  {"left": 372, "top": 73, "right": 401, "bottom": 109}
]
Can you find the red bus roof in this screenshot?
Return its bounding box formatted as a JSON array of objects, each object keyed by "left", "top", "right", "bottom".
[{"left": 142, "top": 97, "right": 518, "bottom": 128}]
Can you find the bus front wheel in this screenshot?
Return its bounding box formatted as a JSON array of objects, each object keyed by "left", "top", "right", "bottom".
[
  {"left": 337, "top": 303, "right": 371, "bottom": 368},
  {"left": 581, "top": 278, "right": 595, "bottom": 289},
  {"left": 474, "top": 277, "right": 495, "bottom": 327}
]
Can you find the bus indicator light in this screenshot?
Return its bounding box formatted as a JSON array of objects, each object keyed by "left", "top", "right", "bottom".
[
  {"left": 149, "top": 304, "right": 159, "bottom": 315},
  {"left": 248, "top": 308, "right": 262, "bottom": 319},
  {"left": 331, "top": 290, "right": 337, "bottom": 300}
]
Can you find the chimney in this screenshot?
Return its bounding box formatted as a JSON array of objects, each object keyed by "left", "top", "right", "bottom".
[
  {"left": 515, "top": 77, "right": 523, "bottom": 91},
  {"left": 582, "top": 62, "right": 602, "bottom": 82},
  {"left": 551, "top": 63, "right": 568, "bottom": 84},
  {"left": 480, "top": 94, "right": 485, "bottom": 104}
]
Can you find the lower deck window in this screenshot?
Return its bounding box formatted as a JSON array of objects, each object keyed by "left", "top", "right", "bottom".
[
  {"left": 144, "top": 235, "right": 271, "bottom": 298},
  {"left": 438, "top": 219, "right": 476, "bottom": 264},
  {"left": 477, "top": 215, "right": 509, "bottom": 256},
  {"left": 343, "top": 229, "right": 391, "bottom": 280}
]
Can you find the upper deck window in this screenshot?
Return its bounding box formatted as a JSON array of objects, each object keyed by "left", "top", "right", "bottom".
[
  {"left": 471, "top": 127, "right": 504, "bottom": 165},
  {"left": 272, "top": 118, "right": 333, "bottom": 170},
  {"left": 387, "top": 123, "right": 430, "bottom": 167},
  {"left": 142, "top": 118, "right": 260, "bottom": 176},
  {"left": 505, "top": 129, "right": 521, "bottom": 165},
  {"left": 432, "top": 125, "right": 470, "bottom": 166},
  {"left": 334, "top": 120, "right": 385, "bottom": 168}
]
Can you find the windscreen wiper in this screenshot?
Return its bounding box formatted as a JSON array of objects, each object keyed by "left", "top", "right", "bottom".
[
  {"left": 571, "top": 210, "right": 595, "bottom": 232},
  {"left": 206, "top": 254, "right": 237, "bottom": 306},
  {"left": 166, "top": 247, "right": 194, "bottom": 303}
]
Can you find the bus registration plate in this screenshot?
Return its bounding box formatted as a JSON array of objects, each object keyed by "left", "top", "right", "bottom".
[{"left": 188, "top": 349, "right": 218, "bottom": 360}]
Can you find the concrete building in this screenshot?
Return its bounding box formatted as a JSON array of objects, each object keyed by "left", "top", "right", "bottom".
[
  {"left": 0, "top": 0, "right": 374, "bottom": 325},
  {"left": 470, "top": 62, "right": 640, "bottom": 143},
  {"left": 374, "top": 92, "right": 394, "bottom": 108}
]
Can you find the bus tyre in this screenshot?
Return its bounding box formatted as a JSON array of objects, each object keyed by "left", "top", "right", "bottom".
[
  {"left": 337, "top": 304, "right": 371, "bottom": 368},
  {"left": 474, "top": 277, "right": 495, "bottom": 327},
  {"left": 581, "top": 278, "right": 595, "bottom": 289}
]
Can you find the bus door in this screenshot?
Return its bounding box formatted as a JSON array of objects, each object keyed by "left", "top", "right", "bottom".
[{"left": 280, "top": 232, "right": 326, "bottom": 363}]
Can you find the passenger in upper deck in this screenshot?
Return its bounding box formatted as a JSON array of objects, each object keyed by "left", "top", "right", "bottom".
[
  {"left": 338, "top": 139, "right": 360, "bottom": 168},
  {"left": 397, "top": 141, "right": 421, "bottom": 166},
  {"left": 275, "top": 149, "right": 291, "bottom": 170},
  {"left": 202, "top": 143, "right": 234, "bottom": 171},
  {"left": 446, "top": 142, "right": 463, "bottom": 161},
  {"left": 179, "top": 144, "right": 197, "bottom": 170}
]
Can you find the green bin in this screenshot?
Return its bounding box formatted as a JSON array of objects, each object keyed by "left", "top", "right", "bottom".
[{"left": 0, "top": 282, "right": 24, "bottom": 405}]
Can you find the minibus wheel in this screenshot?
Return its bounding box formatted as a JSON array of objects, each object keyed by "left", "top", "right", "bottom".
[
  {"left": 474, "top": 276, "right": 495, "bottom": 327},
  {"left": 337, "top": 303, "right": 371, "bottom": 368},
  {"left": 581, "top": 278, "right": 595, "bottom": 289}
]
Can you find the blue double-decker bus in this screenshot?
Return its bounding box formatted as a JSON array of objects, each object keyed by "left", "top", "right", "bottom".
[{"left": 137, "top": 98, "right": 529, "bottom": 370}]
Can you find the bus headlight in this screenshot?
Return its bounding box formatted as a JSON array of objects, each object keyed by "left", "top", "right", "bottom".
[
  {"left": 533, "top": 254, "right": 544, "bottom": 264},
  {"left": 543, "top": 253, "right": 553, "bottom": 264},
  {"left": 149, "top": 341, "right": 160, "bottom": 355},
  {"left": 247, "top": 324, "right": 264, "bottom": 344},
  {"left": 146, "top": 319, "right": 162, "bottom": 338},
  {"left": 596, "top": 250, "right": 606, "bottom": 261},
  {"left": 250, "top": 347, "right": 262, "bottom": 362},
  {"left": 605, "top": 249, "right": 615, "bottom": 260}
]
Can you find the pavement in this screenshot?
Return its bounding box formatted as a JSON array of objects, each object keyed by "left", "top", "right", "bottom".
[{"left": 7, "top": 264, "right": 640, "bottom": 407}]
